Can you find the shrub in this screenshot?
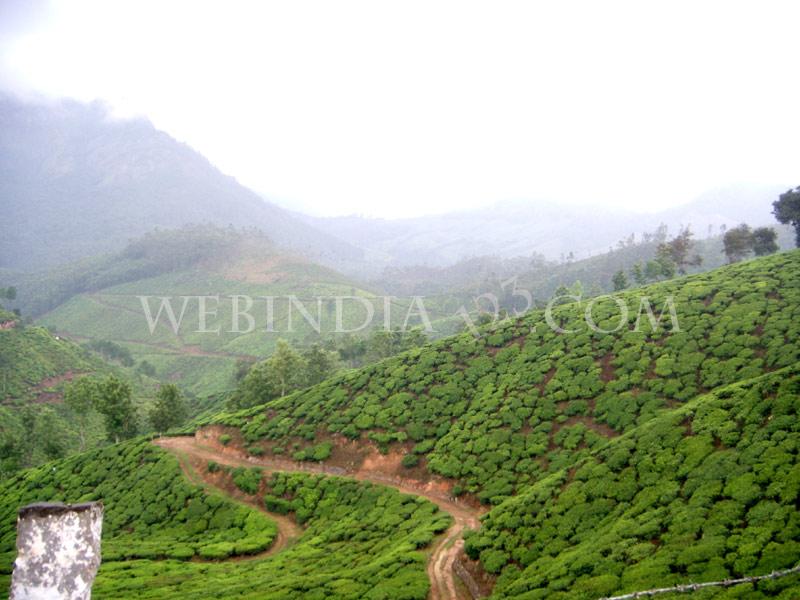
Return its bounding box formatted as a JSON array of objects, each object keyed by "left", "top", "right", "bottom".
[{"left": 402, "top": 454, "right": 420, "bottom": 468}]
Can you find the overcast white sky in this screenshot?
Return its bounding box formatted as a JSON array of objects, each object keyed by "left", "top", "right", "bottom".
[{"left": 1, "top": 0, "right": 798, "bottom": 218}]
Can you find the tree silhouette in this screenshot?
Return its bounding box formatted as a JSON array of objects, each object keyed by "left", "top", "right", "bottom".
[{"left": 773, "top": 186, "right": 800, "bottom": 247}]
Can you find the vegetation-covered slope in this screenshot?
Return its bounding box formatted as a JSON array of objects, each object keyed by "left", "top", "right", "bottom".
[
  {"left": 2, "top": 227, "right": 373, "bottom": 396},
  {"left": 207, "top": 251, "right": 799, "bottom": 504},
  {"left": 12, "top": 227, "right": 454, "bottom": 397},
  {"left": 0, "top": 309, "right": 96, "bottom": 402},
  {"left": 0, "top": 440, "right": 278, "bottom": 577},
  {"left": 0, "top": 439, "right": 449, "bottom": 600},
  {"left": 0, "top": 306, "right": 159, "bottom": 473},
  {"left": 473, "top": 367, "right": 800, "bottom": 598}
]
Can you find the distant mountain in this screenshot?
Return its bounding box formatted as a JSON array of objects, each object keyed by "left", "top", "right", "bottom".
[
  {"left": 0, "top": 95, "right": 362, "bottom": 272},
  {"left": 298, "top": 184, "right": 788, "bottom": 274}
]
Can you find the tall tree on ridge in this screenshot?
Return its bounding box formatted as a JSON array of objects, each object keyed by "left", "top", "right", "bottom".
[
  {"left": 751, "top": 227, "right": 779, "bottom": 256},
  {"left": 773, "top": 186, "right": 800, "bottom": 247},
  {"left": 722, "top": 224, "right": 753, "bottom": 263}
]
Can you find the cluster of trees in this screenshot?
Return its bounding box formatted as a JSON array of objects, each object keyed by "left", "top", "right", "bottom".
[
  {"left": 614, "top": 228, "right": 703, "bottom": 291},
  {"left": 229, "top": 340, "right": 339, "bottom": 409},
  {"left": 722, "top": 224, "right": 779, "bottom": 263},
  {"left": 333, "top": 327, "right": 428, "bottom": 367},
  {"left": 64, "top": 376, "right": 187, "bottom": 446},
  {"left": 82, "top": 339, "right": 135, "bottom": 367},
  {"left": 230, "top": 328, "right": 429, "bottom": 410},
  {"left": 607, "top": 184, "right": 800, "bottom": 291},
  {"left": 0, "top": 405, "right": 71, "bottom": 475}
]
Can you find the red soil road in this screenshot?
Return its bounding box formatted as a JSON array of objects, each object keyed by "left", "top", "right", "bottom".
[
  {"left": 162, "top": 438, "right": 302, "bottom": 559},
  {"left": 153, "top": 434, "right": 483, "bottom": 600}
]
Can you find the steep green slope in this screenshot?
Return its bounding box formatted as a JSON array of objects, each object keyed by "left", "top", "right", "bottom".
[
  {"left": 473, "top": 367, "right": 800, "bottom": 598},
  {"left": 0, "top": 308, "right": 135, "bottom": 404},
  {"left": 207, "top": 251, "right": 799, "bottom": 504},
  {"left": 0, "top": 440, "right": 449, "bottom": 600}
]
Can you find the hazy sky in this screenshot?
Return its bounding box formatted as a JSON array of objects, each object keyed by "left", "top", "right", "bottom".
[{"left": 1, "top": 0, "right": 798, "bottom": 218}]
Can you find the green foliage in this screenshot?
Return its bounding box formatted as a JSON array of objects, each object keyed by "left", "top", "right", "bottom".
[
  {"left": 94, "top": 375, "right": 138, "bottom": 443},
  {"left": 148, "top": 384, "right": 188, "bottom": 433},
  {"left": 723, "top": 223, "right": 754, "bottom": 263},
  {"left": 752, "top": 226, "right": 779, "bottom": 257},
  {"left": 213, "top": 252, "right": 800, "bottom": 509},
  {"left": 657, "top": 227, "right": 702, "bottom": 275},
  {"left": 292, "top": 441, "right": 334, "bottom": 462},
  {"left": 229, "top": 339, "right": 306, "bottom": 409},
  {"left": 0, "top": 440, "right": 277, "bottom": 572},
  {"left": 478, "top": 368, "right": 800, "bottom": 598},
  {"left": 402, "top": 453, "right": 420, "bottom": 468},
  {"left": 231, "top": 467, "right": 262, "bottom": 495},
  {"left": 612, "top": 270, "right": 628, "bottom": 291},
  {"left": 773, "top": 185, "right": 800, "bottom": 246},
  {"left": 82, "top": 339, "right": 135, "bottom": 367}
]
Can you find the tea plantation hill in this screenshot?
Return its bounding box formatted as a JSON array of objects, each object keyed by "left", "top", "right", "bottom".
[
  {"left": 198, "top": 250, "right": 799, "bottom": 596},
  {"left": 0, "top": 251, "right": 796, "bottom": 599},
  {"left": 0, "top": 439, "right": 450, "bottom": 599},
  {"left": 207, "top": 251, "right": 799, "bottom": 501},
  {"left": 0, "top": 308, "right": 151, "bottom": 404}
]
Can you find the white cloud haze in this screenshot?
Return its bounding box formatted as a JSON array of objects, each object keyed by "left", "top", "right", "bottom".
[{"left": 1, "top": 0, "right": 798, "bottom": 218}]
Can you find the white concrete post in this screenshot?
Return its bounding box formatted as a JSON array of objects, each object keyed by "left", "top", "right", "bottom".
[{"left": 10, "top": 502, "right": 103, "bottom": 600}]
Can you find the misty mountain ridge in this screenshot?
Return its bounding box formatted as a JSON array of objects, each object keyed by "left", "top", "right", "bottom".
[
  {"left": 296, "top": 183, "right": 787, "bottom": 275},
  {"left": 0, "top": 95, "right": 362, "bottom": 272},
  {"left": 0, "top": 94, "right": 788, "bottom": 280}
]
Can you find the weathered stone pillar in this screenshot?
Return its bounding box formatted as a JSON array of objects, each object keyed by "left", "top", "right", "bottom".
[{"left": 10, "top": 502, "right": 103, "bottom": 600}]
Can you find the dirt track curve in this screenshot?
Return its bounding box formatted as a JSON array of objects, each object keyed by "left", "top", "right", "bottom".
[{"left": 154, "top": 435, "right": 483, "bottom": 600}]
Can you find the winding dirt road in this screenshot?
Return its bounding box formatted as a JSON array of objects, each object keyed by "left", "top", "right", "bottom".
[{"left": 154, "top": 435, "right": 483, "bottom": 600}]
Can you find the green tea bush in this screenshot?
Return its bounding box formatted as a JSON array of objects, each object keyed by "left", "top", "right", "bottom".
[
  {"left": 472, "top": 368, "right": 800, "bottom": 598},
  {"left": 0, "top": 440, "right": 277, "bottom": 571},
  {"left": 88, "top": 471, "right": 450, "bottom": 599},
  {"left": 231, "top": 466, "right": 262, "bottom": 495}
]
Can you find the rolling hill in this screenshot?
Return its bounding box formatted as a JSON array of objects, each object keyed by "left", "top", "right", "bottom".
[{"left": 7, "top": 226, "right": 451, "bottom": 398}]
